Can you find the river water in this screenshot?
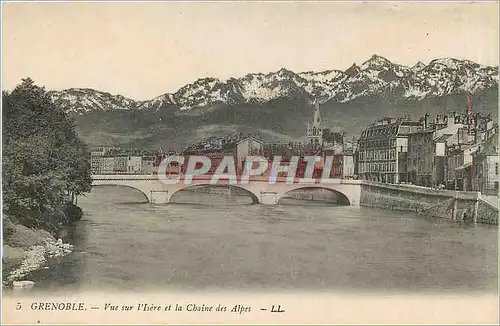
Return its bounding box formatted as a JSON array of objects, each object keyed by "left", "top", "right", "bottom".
[{"left": 28, "top": 186, "right": 497, "bottom": 294}]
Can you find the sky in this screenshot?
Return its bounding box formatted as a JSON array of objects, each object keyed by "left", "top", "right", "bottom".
[{"left": 2, "top": 1, "right": 499, "bottom": 100}]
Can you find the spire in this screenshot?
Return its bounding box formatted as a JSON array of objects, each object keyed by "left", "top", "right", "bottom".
[
  {"left": 306, "top": 99, "right": 323, "bottom": 146},
  {"left": 312, "top": 100, "right": 322, "bottom": 127}
]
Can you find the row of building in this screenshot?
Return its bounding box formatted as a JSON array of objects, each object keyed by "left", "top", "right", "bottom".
[
  {"left": 89, "top": 101, "right": 498, "bottom": 196},
  {"left": 356, "top": 112, "right": 498, "bottom": 195},
  {"left": 90, "top": 136, "right": 353, "bottom": 180},
  {"left": 90, "top": 147, "right": 157, "bottom": 175}
]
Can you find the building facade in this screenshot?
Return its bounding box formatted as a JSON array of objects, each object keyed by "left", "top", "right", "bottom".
[
  {"left": 471, "top": 131, "right": 499, "bottom": 195},
  {"left": 127, "top": 156, "right": 143, "bottom": 173},
  {"left": 102, "top": 156, "right": 115, "bottom": 174},
  {"left": 236, "top": 137, "right": 264, "bottom": 173},
  {"left": 323, "top": 144, "right": 355, "bottom": 179},
  {"left": 90, "top": 155, "right": 104, "bottom": 174},
  {"left": 142, "top": 156, "right": 155, "bottom": 175},
  {"left": 357, "top": 117, "right": 422, "bottom": 184},
  {"left": 407, "top": 113, "right": 468, "bottom": 187},
  {"left": 90, "top": 146, "right": 116, "bottom": 174},
  {"left": 114, "top": 155, "right": 128, "bottom": 173},
  {"left": 446, "top": 144, "right": 479, "bottom": 190},
  {"left": 407, "top": 130, "right": 434, "bottom": 186}
]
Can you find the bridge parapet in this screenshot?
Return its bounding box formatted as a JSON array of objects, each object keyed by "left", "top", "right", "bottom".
[{"left": 92, "top": 174, "right": 364, "bottom": 184}]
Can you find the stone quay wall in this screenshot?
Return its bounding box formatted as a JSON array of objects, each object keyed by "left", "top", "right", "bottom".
[
  {"left": 360, "top": 181, "right": 498, "bottom": 225},
  {"left": 477, "top": 200, "right": 499, "bottom": 225}
]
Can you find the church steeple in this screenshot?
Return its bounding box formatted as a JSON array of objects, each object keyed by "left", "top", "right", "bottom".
[
  {"left": 306, "top": 99, "right": 324, "bottom": 147},
  {"left": 312, "top": 100, "right": 322, "bottom": 127}
]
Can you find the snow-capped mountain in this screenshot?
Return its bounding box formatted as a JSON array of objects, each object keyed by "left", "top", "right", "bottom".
[
  {"left": 50, "top": 55, "right": 499, "bottom": 115},
  {"left": 49, "top": 88, "right": 139, "bottom": 114}
]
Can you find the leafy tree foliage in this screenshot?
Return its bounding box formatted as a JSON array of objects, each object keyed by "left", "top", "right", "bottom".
[
  {"left": 322, "top": 129, "right": 344, "bottom": 145},
  {"left": 2, "top": 78, "right": 91, "bottom": 231}
]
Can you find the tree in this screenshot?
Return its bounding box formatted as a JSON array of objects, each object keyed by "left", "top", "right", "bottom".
[
  {"left": 3, "top": 78, "right": 92, "bottom": 231},
  {"left": 322, "top": 129, "right": 344, "bottom": 145}
]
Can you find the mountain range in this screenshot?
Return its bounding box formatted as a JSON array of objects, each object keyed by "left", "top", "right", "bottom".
[{"left": 46, "top": 55, "right": 498, "bottom": 149}]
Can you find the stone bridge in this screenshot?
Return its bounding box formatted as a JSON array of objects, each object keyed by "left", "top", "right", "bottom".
[{"left": 91, "top": 174, "right": 363, "bottom": 205}]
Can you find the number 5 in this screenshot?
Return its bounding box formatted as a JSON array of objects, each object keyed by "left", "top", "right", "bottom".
[{"left": 16, "top": 302, "right": 21, "bottom": 310}]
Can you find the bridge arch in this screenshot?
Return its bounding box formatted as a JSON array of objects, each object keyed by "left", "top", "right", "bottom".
[
  {"left": 168, "top": 184, "right": 260, "bottom": 204},
  {"left": 92, "top": 184, "right": 151, "bottom": 203},
  {"left": 277, "top": 185, "right": 351, "bottom": 205}
]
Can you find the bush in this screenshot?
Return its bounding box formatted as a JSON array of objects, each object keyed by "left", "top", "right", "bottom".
[{"left": 64, "top": 202, "right": 84, "bottom": 222}]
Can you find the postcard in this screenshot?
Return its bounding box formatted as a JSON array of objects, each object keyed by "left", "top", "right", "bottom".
[{"left": 1, "top": 1, "right": 499, "bottom": 324}]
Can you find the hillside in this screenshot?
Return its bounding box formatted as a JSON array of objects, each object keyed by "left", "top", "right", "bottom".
[{"left": 45, "top": 55, "right": 499, "bottom": 149}]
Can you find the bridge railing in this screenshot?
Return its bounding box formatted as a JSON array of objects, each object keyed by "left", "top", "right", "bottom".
[{"left": 91, "top": 173, "right": 363, "bottom": 185}]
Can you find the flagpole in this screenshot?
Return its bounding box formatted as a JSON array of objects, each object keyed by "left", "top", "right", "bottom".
[{"left": 466, "top": 92, "right": 473, "bottom": 190}]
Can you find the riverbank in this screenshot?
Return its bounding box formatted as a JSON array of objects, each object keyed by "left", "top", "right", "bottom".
[
  {"left": 2, "top": 221, "right": 74, "bottom": 288},
  {"left": 360, "top": 182, "right": 499, "bottom": 225}
]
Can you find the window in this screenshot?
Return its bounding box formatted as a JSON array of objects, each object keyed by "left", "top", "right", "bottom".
[{"left": 496, "top": 163, "right": 498, "bottom": 176}]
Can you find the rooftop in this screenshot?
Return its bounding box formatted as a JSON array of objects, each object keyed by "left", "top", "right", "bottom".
[
  {"left": 236, "top": 136, "right": 264, "bottom": 145},
  {"left": 433, "top": 134, "right": 453, "bottom": 143}
]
